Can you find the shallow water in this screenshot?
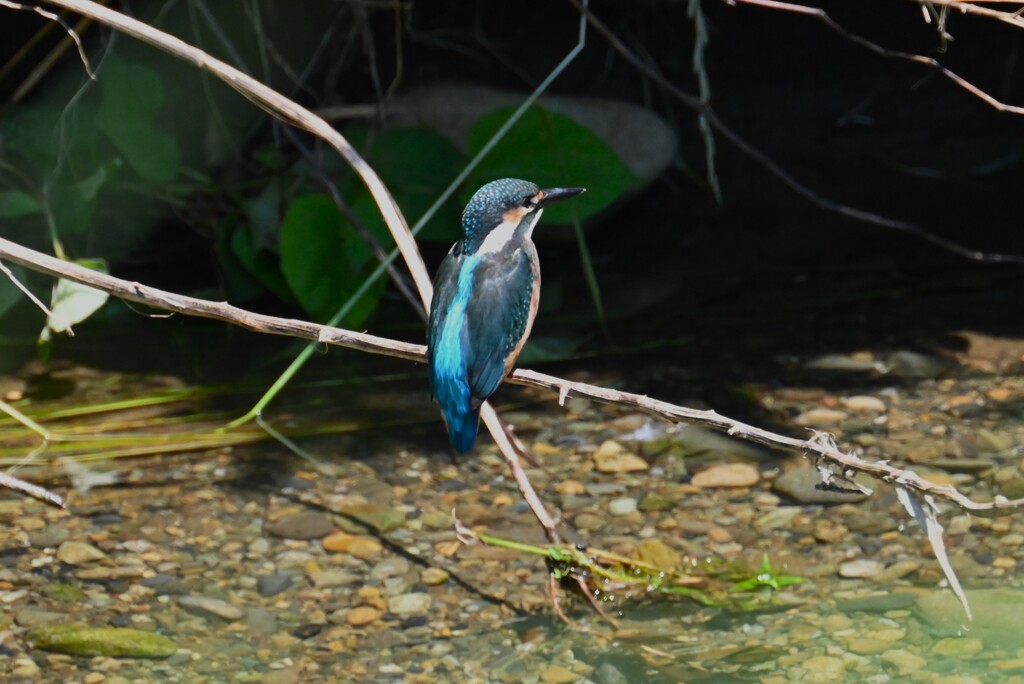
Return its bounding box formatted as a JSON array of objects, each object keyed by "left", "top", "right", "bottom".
[{"left": 0, "top": 340, "right": 1022, "bottom": 683}]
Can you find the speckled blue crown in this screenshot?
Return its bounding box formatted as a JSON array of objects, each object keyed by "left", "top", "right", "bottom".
[{"left": 461, "top": 178, "right": 539, "bottom": 239}]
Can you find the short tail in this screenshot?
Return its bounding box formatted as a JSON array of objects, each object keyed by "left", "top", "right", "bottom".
[{"left": 446, "top": 406, "right": 481, "bottom": 453}]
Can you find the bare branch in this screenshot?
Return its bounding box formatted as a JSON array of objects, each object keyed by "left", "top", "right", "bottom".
[{"left": 1, "top": 234, "right": 1020, "bottom": 518}]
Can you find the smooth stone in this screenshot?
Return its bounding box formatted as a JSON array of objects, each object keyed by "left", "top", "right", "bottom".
[
  {"left": 257, "top": 572, "right": 293, "bottom": 598},
  {"left": 420, "top": 511, "right": 452, "bottom": 530},
  {"left": 794, "top": 655, "right": 846, "bottom": 684},
  {"left": 804, "top": 354, "right": 884, "bottom": 372},
  {"left": 667, "top": 424, "right": 764, "bottom": 461},
  {"left": 263, "top": 665, "right": 302, "bottom": 684},
  {"left": 992, "top": 659, "right": 1024, "bottom": 672},
  {"left": 812, "top": 522, "right": 848, "bottom": 544},
  {"left": 773, "top": 467, "right": 869, "bottom": 504},
  {"left": 593, "top": 440, "right": 649, "bottom": 474},
  {"left": 76, "top": 566, "right": 144, "bottom": 581},
  {"left": 322, "top": 532, "right": 382, "bottom": 560},
  {"left": 346, "top": 606, "right": 382, "bottom": 626},
  {"left": 15, "top": 608, "right": 66, "bottom": 627},
  {"left": 338, "top": 504, "right": 407, "bottom": 533},
  {"left": 370, "top": 557, "right": 412, "bottom": 580},
  {"left": 178, "top": 595, "right": 245, "bottom": 621},
  {"left": 932, "top": 637, "right": 983, "bottom": 656},
  {"left": 539, "top": 665, "right": 578, "bottom": 684},
  {"left": 882, "top": 649, "right": 926, "bottom": 675},
  {"left": 635, "top": 539, "right": 680, "bottom": 571},
  {"left": 586, "top": 482, "right": 626, "bottom": 496},
  {"left": 608, "top": 498, "right": 637, "bottom": 516},
  {"left": 978, "top": 428, "right": 1014, "bottom": 452},
  {"left": 793, "top": 408, "right": 848, "bottom": 426},
  {"left": 999, "top": 477, "right": 1024, "bottom": 499},
  {"left": 247, "top": 538, "right": 270, "bottom": 557},
  {"left": 11, "top": 657, "right": 40, "bottom": 678},
  {"left": 838, "top": 559, "right": 884, "bottom": 579},
  {"left": 265, "top": 513, "right": 334, "bottom": 540},
  {"left": 29, "top": 526, "right": 70, "bottom": 548},
  {"left": 41, "top": 583, "right": 88, "bottom": 602},
  {"left": 245, "top": 607, "right": 278, "bottom": 635},
  {"left": 594, "top": 663, "right": 629, "bottom": 684},
  {"left": 573, "top": 512, "right": 607, "bottom": 532},
  {"left": 877, "top": 560, "right": 922, "bottom": 582},
  {"left": 691, "top": 463, "right": 759, "bottom": 488},
  {"left": 916, "top": 589, "right": 1024, "bottom": 646},
  {"left": 308, "top": 569, "right": 361, "bottom": 588},
  {"left": 421, "top": 567, "right": 449, "bottom": 586},
  {"left": 837, "top": 593, "right": 917, "bottom": 613},
  {"left": 841, "top": 395, "right": 886, "bottom": 412},
  {"left": 927, "top": 458, "right": 997, "bottom": 473},
  {"left": 57, "top": 541, "right": 107, "bottom": 565},
  {"left": 387, "top": 592, "right": 431, "bottom": 616},
  {"left": 638, "top": 492, "right": 676, "bottom": 512},
  {"left": 886, "top": 350, "right": 947, "bottom": 378},
  {"left": 753, "top": 507, "right": 801, "bottom": 530},
  {"left": 845, "top": 637, "right": 894, "bottom": 655}
]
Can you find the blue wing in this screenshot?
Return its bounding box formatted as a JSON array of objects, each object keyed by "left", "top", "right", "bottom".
[
  {"left": 427, "top": 242, "right": 479, "bottom": 452},
  {"left": 426, "top": 243, "right": 537, "bottom": 452},
  {"left": 463, "top": 247, "right": 537, "bottom": 403}
]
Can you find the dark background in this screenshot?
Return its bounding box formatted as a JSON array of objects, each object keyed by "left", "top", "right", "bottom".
[{"left": 1, "top": 0, "right": 1021, "bottom": 381}]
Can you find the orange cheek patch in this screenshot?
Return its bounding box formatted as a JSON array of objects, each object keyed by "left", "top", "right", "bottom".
[{"left": 502, "top": 207, "right": 528, "bottom": 224}]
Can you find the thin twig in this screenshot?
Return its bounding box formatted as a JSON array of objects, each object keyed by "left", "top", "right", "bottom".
[
  {"left": 0, "top": 235, "right": 1020, "bottom": 518},
  {"left": 0, "top": 0, "right": 95, "bottom": 103},
  {"left": 567, "top": 0, "right": 1024, "bottom": 266},
  {"left": 732, "top": 0, "right": 1024, "bottom": 115},
  {"left": 0, "top": 258, "right": 56, "bottom": 321}
]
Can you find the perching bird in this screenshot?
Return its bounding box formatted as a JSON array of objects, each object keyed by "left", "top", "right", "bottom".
[{"left": 427, "top": 178, "right": 585, "bottom": 452}]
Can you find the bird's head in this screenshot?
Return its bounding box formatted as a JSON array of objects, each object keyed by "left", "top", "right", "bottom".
[{"left": 461, "top": 178, "right": 585, "bottom": 254}]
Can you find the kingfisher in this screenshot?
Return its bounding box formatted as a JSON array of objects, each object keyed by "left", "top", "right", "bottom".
[{"left": 427, "top": 178, "right": 585, "bottom": 452}]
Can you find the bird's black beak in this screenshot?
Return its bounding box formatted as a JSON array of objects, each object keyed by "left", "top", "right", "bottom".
[{"left": 536, "top": 187, "right": 585, "bottom": 208}]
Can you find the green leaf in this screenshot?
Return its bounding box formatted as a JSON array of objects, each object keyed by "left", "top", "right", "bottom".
[
  {"left": 347, "top": 127, "right": 465, "bottom": 243},
  {"left": 279, "top": 195, "right": 346, "bottom": 321},
  {"left": 0, "top": 262, "right": 28, "bottom": 319},
  {"left": 44, "top": 259, "right": 110, "bottom": 335},
  {"left": 95, "top": 61, "right": 179, "bottom": 182},
  {"left": 0, "top": 190, "right": 42, "bottom": 217},
  {"left": 228, "top": 224, "right": 292, "bottom": 302},
  {"left": 278, "top": 194, "right": 384, "bottom": 325},
  {"left": 47, "top": 181, "right": 95, "bottom": 236},
  {"left": 466, "top": 106, "right": 636, "bottom": 223}
]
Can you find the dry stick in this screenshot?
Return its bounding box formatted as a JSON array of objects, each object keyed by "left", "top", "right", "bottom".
[
  {"left": 567, "top": 0, "right": 1024, "bottom": 266},
  {"left": 0, "top": 470, "right": 64, "bottom": 508},
  {"left": 2, "top": 235, "right": 1021, "bottom": 518},
  {"left": 35, "top": 0, "right": 562, "bottom": 545},
  {"left": 732, "top": 0, "right": 1024, "bottom": 115}
]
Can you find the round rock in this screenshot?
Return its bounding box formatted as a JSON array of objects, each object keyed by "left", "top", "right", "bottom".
[{"left": 265, "top": 513, "right": 334, "bottom": 540}]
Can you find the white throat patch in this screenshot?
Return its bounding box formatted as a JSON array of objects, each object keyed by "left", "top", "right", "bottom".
[{"left": 476, "top": 208, "right": 543, "bottom": 255}]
